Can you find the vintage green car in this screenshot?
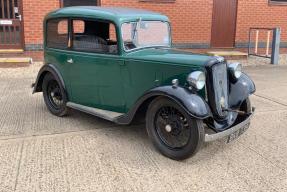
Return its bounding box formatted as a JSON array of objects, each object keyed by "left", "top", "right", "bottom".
[{"left": 33, "top": 6, "right": 255, "bottom": 160}]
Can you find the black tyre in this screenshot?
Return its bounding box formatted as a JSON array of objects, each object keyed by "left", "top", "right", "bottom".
[
  {"left": 146, "top": 97, "right": 204, "bottom": 160},
  {"left": 42, "top": 73, "right": 68, "bottom": 116},
  {"left": 235, "top": 97, "right": 252, "bottom": 124},
  {"left": 242, "top": 97, "right": 252, "bottom": 113}
]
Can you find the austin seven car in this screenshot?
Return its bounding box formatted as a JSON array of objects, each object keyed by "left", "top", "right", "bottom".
[{"left": 33, "top": 6, "right": 255, "bottom": 160}]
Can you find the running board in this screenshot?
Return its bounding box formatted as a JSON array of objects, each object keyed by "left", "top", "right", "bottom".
[{"left": 66, "top": 102, "right": 124, "bottom": 122}]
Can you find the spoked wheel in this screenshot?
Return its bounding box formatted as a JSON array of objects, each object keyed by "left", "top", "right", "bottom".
[
  {"left": 42, "top": 73, "right": 68, "bottom": 116},
  {"left": 146, "top": 97, "right": 204, "bottom": 160},
  {"left": 155, "top": 106, "right": 191, "bottom": 149},
  {"left": 47, "top": 80, "right": 64, "bottom": 109}
]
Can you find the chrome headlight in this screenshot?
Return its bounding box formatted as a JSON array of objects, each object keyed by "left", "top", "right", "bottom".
[
  {"left": 228, "top": 62, "right": 242, "bottom": 79},
  {"left": 187, "top": 71, "right": 206, "bottom": 90}
]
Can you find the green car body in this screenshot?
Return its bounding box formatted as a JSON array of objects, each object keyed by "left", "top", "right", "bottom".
[
  {"left": 42, "top": 7, "right": 208, "bottom": 114},
  {"left": 33, "top": 7, "right": 255, "bottom": 160},
  {"left": 45, "top": 48, "right": 208, "bottom": 113}
]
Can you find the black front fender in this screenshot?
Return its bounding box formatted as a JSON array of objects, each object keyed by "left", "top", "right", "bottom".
[
  {"left": 150, "top": 86, "right": 212, "bottom": 119},
  {"left": 33, "top": 64, "right": 66, "bottom": 94},
  {"left": 229, "top": 73, "right": 256, "bottom": 109},
  {"left": 116, "top": 86, "right": 211, "bottom": 125}
]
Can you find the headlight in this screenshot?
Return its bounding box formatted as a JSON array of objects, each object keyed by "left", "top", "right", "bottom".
[
  {"left": 228, "top": 62, "right": 242, "bottom": 79},
  {"left": 187, "top": 71, "right": 206, "bottom": 90}
]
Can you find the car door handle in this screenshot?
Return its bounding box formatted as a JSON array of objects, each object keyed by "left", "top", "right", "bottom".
[
  {"left": 67, "top": 58, "right": 73, "bottom": 64},
  {"left": 119, "top": 62, "right": 126, "bottom": 66}
]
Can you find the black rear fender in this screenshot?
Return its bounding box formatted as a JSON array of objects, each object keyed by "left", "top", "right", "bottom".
[{"left": 33, "top": 64, "right": 66, "bottom": 94}]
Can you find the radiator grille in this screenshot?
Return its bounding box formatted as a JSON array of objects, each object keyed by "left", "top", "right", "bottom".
[{"left": 211, "top": 63, "right": 228, "bottom": 117}]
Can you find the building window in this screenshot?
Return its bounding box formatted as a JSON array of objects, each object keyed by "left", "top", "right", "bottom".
[
  {"left": 46, "top": 19, "right": 69, "bottom": 49},
  {"left": 61, "top": 0, "right": 98, "bottom": 7},
  {"left": 269, "top": 0, "right": 287, "bottom": 5}
]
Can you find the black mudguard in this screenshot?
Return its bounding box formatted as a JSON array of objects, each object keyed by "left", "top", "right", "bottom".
[
  {"left": 116, "top": 86, "right": 211, "bottom": 125},
  {"left": 32, "top": 64, "right": 66, "bottom": 94},
  {"left": 229, "top": 73, "right": 256, "bottom": 109}
]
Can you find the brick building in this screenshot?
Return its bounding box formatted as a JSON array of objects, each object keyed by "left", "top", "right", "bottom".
[{"left": 0, "top": 0, "right": 287, "bottom": 52}]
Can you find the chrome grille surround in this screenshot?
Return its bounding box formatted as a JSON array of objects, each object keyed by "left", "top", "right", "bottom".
[
  {"left": 212, "top": 63, "right": 229, "bottom": 117},
  {"left": 206, "top": 62, "right": 229, "bottom": 118}
]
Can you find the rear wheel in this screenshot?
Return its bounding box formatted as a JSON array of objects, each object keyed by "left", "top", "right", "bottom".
[
  {"left": 42, "top": 73, "right": 68, "bottom": 116},
  {"left": 146, "top": 97, "right": 204, "bottom": 160}
]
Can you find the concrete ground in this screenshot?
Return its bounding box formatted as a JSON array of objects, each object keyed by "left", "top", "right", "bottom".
[{"left": 0, "top": 62, "right": 287, "bottom": 192}]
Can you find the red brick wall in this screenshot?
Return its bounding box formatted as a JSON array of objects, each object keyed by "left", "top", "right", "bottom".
[
  {"left": 236, "top": 0, "right": 287, "bottom": 44},
  {"left": 22, "top": 0, "right": 60, "bottom": 47},
  {"left": 101, "top": 0, "right": 213, "bottom": 44},
  {"left": 21, "top": 0, "right": 287, "bottom": 50}
]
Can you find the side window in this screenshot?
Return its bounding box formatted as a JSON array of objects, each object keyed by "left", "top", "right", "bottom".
[
  {"left": 72, "top": 19, "right": 118, "bottom": 54},
  {"left": 109, "top": 24, "right": 117, "bottom": 42},
  {"left": 46, "top": 19, "right": 69, "bottom": 49},
  {"left": 73, "top": 20, "right": 85, "bottom": 34}
]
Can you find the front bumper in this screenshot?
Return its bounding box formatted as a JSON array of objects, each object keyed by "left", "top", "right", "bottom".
[{"left": 204, "top": 107, "right": 255, "bottom": 142}]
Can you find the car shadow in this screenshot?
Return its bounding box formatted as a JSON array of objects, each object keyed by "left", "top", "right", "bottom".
[
  {"left": 68, "top": 108, "right": 148, "bottom": 139},
  {"left": 68, "top": 108, "right": 230, "bottom": 163}
]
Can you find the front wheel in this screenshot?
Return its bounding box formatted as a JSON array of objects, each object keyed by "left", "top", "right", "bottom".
[
  {"left": 146, "top": 97, "right": 204, "bottom": 160},
  {"left": 235, "top": 97, "right": 252, "bottom": 124}
]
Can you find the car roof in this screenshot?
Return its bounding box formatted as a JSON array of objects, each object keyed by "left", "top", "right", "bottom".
[{"left": 45, "top": 6, "right": 169, "bottom": 24}]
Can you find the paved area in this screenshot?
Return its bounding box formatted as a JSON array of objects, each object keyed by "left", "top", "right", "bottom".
[
  {"left": 0, "top": 62, "right": 287, "bottom": 192},
  {"left": 230, "top": 54, "right": 287, "bottom": 66}
]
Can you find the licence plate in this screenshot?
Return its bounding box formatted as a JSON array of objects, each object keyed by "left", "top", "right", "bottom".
[{"left": 226, "top": 123, "right": 250, "bottom": 143}]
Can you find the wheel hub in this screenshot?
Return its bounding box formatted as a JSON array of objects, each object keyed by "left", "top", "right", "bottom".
[
  {"left": 155, "top": 106, "right": 191, "bottom": 149},
  {"left": 165, "top": 124, "right": 172, "bottom": 132},
  {"left": 47, "top": 80, "right": 63, "bottom": 109}
]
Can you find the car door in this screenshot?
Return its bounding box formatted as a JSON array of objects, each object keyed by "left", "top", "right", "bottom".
[
  {"left": 45, "top": 18, "right": 73, "bottom": 95},
  {"left": 68, "top": 19, "right": 125, "bottom": 113}
]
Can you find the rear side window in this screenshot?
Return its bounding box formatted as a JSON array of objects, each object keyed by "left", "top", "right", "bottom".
[
  {"left": 72, "top": 19, "right": 118, "bottom": 54},
  {"left": 46, "top": 19, "right": 69, "bottom": 49}
]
